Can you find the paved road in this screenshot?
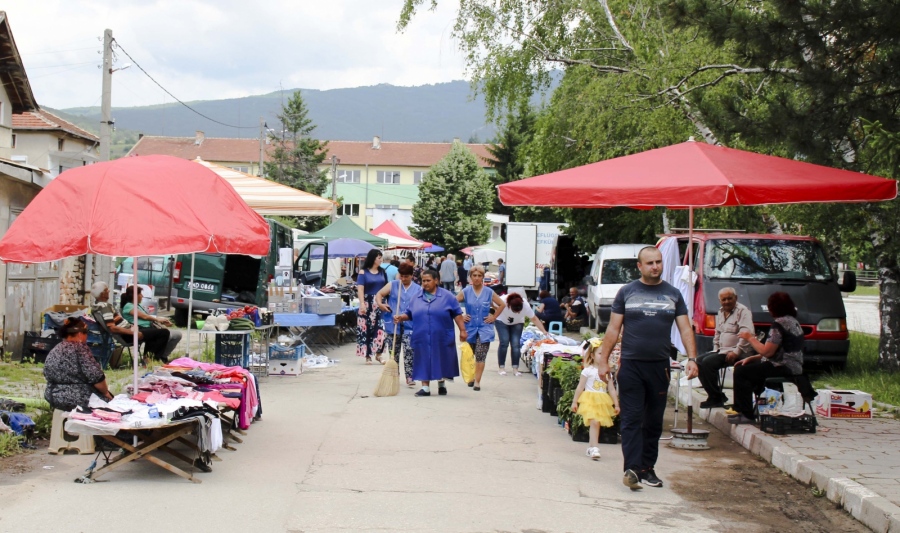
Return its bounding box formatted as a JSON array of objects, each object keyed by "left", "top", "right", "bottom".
[
  {"left": 1, "top": 341, "right": 729, "bottom": 533},
  {"left": 844, "top": 296, "right": 880, "bottom": 335}
]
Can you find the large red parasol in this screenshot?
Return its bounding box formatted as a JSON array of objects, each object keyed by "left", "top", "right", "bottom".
[
  {"left": 497, "top": 141, "right": 897, "bottom": 208},
  {"left": 0, "top": 154, "right": 270, "bottom": 262},
  {"left": 0, "top": 155, "right": 271, "bottom": 393}
]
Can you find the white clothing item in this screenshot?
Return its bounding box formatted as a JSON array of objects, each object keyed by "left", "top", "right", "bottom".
[
  {"left": 494, "top": 294, "right": 535, "bottom": 325},
  {"left": 669, "top": 265, "right": 696, "bottom": 354},
  {"left": 209, "top": 418, "right": 223, "bottom": 452},
  {"left": 581, "top": 366, "right": 609, "bottom": 393}
]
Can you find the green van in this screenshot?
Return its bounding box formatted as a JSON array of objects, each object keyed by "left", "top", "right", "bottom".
[{"left": 170, "top": 219, "right": 306, "bottom": 326}]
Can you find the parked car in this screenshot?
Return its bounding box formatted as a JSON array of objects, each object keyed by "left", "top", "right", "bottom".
[
  {"left": 585, "top": 244, "right": 650, "bottom": 329},
  {"left": 116, "top": 256, "right": 173, "bottom": 300}
]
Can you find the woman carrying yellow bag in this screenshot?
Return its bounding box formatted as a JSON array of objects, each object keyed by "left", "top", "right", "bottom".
[{"left": 456, "top": 265, "right": 505, "bottom": 391}]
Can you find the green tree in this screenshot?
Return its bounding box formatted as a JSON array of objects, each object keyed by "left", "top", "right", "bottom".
[
  {"left": 485, "top": 105, "right": 535, "bottom": 216},
  {"left": 265, "top": 91, "right": 329, "bottom": 196},
  {"left": 670, "top": 0, "right": 900, "bottom": 370},
  {"left": 410, "top": 142, "right": 493, "bottom": 251}
]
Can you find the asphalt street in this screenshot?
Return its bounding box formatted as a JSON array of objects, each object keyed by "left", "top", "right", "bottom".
[{"left": 1, "top": 341, "right": 727, "bottom": 533}]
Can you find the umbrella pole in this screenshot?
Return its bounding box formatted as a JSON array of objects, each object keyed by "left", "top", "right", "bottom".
[
  {"left": 132, "top": 259, "right": 139, "bottom": 396},
  {"left": 186, "top": 253, "right": 195, "bottom": 357}
]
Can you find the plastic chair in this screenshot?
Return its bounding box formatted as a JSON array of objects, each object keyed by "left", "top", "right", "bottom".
[
  {"left": 548, "top": 321, "right": 563, "bottom": 336},
  {"left": 48, "top": 409, "right": 95, "bottom": 455}
]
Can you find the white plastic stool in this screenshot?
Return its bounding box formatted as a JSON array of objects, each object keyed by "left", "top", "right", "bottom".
[
  {"left": 48, "top": 409, "right": 95, "bottom": 455},
  {"left": 548, "top": 321, "right": 564, "bottom": 336}
]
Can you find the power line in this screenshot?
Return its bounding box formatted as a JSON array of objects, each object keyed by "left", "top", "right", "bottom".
[{"left": 112, "top": 39, "right": 256, "bottom": 130}]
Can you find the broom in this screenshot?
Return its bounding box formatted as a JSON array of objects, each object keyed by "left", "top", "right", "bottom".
[{"left": 374, "top": 328, "right": 400, "bottom": 397}]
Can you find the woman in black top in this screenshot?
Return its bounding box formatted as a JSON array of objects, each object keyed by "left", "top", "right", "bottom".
[{"left": 44, "top": 318, "right": 114, "bottom": 410}]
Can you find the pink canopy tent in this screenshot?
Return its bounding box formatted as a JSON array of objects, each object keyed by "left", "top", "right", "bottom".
[
  {"left": 370, "top": 220, "right": 430, "bottom": 249},
  {"left": 0, "top": 155, "right": 271, "bottom": 393}
]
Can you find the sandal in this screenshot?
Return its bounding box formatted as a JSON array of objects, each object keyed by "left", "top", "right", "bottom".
[
  {"left": 365, "top": 356, "right": 372, "bottom": 365},
  {"left": 375, "top": 355, "right": 384, "bottom": 365}
]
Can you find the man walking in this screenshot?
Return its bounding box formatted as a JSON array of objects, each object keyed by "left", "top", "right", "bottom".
[
  {"left": 696, "top": 287, "right": 755, "bottom": 408},
  {"left": 598, "top": 246, "right": 697, "bottom": 490},
  {"left": 440, "top": 253, "right": 458, "bottom": 292}
]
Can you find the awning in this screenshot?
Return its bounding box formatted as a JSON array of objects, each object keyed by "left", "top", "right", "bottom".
[{"left": 195, "top": 158, "right": 335, "bottom": 216}]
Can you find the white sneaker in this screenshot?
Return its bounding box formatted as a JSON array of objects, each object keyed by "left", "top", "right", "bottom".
[
  {"left": 514, "top": 371, "right": 522, "bottom": 377},
  {"left": 498, "top": 369, "right": 507, "bottom": 376},
  {"left": 589, "top": 447, "right": 601, "bottom": 460}
]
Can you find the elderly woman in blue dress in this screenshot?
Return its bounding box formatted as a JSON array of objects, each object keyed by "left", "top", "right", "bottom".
[
  {"left": 376, "top": 262, "right": 423, "bottom": 387},
  {"left": 394, "top": 270, "right": 468, "bottom": 397},
  {"left": 456, "top": 265, "right": 505, "bottom": 391}
]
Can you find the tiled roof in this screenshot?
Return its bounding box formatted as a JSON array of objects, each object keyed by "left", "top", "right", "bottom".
[
  {"left": 127, "top": 135, "right": 494, "bottom": 168},
  {"left": 12, "top": 109, "right": 99, "bottom": 142}
]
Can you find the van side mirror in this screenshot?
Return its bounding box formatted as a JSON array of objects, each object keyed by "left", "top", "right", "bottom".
[
  {"left": 838, "top": 271, "right": 857, "bottom": 293},
  {"left": 582, "top": 275, "right": 596, "bottom": 286}
]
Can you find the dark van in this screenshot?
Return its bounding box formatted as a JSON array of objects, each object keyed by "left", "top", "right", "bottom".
[
  {"left": 660, "top": 232, "right": 857, "bottom": 371},
  {"left": 170, "top": 219, "right": 296, "bottom": 326}
]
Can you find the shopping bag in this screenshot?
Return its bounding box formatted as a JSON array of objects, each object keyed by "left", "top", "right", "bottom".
[{"left": 460, "top": 342, "right": 476, "bottom": 384}]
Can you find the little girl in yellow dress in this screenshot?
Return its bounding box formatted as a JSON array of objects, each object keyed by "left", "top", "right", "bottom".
[{"left": 571, "top": 338, "right": 620, "bottom": 460}]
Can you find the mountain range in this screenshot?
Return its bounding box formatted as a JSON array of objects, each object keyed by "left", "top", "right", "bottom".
[{"left": 55, "top": 81, "right": 500, "bottom": 146}]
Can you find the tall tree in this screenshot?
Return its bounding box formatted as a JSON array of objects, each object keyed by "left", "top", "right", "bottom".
[
  {"left": 265, "top": 91, "right": 329, "bottom": 197},
  {"left": 485, "top": 105, "right": 536, "bottom": 216},
  {"left": 671, "top": 0, "right": 900, "bottom": 370},
  {"left": 410, "top": 142, "right": 493, "bottom": 251}
]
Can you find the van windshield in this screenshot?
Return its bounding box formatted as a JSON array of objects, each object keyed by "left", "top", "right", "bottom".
[
  {"left": 706, "top": 239, "right": 833, "bottom": 281},
  {"left": 601, "top": 259, "right": 641, "bottom": 284}
]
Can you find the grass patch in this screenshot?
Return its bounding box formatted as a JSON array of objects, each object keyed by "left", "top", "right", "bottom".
[
  {"left": 849, "top": 285, "right": 880, "bottom": 297},
  {"left": 0, "top": 432, "right": 22, "bottom": 457},
  {"left": 814, "top": 332, "right": 900, "bottom": 406}
]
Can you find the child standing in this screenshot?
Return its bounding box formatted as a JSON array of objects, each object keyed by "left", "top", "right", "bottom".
[{"left": 571, "top": 338, "right": 620, "bottom": 460}]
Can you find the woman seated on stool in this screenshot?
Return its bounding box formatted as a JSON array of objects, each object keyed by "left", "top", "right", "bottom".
[
  {"left": 43, "top": 318, "right": 114, "bottom": 411},
  {"left": 728, "top": 292, "right": 805, "bottom": 425},
  {"left": 534, "top": 290, "right": 564, "bottom": 324}
]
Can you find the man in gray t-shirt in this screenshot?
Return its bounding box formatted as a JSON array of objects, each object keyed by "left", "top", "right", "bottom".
[
  {"left": 599, "top": 246, "right": 697, "bottom": 491},
  {"left": 439, "top": 254, "right": 458, "bottom": 292}
]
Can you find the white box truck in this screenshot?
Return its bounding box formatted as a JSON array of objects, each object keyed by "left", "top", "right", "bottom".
[{"left": 505, "top": 222, "right": 568, "bottom": 295}]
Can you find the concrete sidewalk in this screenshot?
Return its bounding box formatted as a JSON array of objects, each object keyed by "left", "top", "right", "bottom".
[{"left": 685, "top": 385, "right": 900, "bottom": 532}]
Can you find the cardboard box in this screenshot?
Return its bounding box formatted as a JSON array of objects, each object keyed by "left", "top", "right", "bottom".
[
  {"left": 815, "top": 389, "right": 873, "bottom": 418},
  {"left": 43, "top": 304, "right": 88, "bottom": 315},
  {"left": 268, "top": 359, "right": 302, "bottom": 376}
]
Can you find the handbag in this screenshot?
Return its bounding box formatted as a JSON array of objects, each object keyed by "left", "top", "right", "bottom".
[{"left": 460, "top": 342, "right": 476, "bottom": 384}]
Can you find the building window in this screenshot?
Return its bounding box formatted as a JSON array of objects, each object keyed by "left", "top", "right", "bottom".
[
  {"left": 413, "top": 171, "right": 426, "bottom": 184},
  {"left": 58, "top": 165, "right": 64, "bottom": 175},
  {"left": 376, "top": 170, "right": 401, "bottom": 184},
  {"left": 340, "top": 203, "right": 360, "bottom": 217},
  {"left": 58, "top": 138, "right": 65, "bottom": 151},
  {"left": 10, "top": 134, "right": 16, "bottom": 149},
  {"left": 374, "top": 204, "right": 400, "bottom": 209},
  {"left": 229, "top": 166, "right": 249, "bottom": 173},
  {"left": 336, "top": 170, "right": 360, "bottom": 183}
]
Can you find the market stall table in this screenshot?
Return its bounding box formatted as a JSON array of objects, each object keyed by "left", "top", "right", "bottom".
[{"left": 274, "top": 312, "right": 336, "bottom": 352}]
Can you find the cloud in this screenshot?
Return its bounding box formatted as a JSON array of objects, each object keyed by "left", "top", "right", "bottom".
[{"left": 3, "top": 0, "right": 467, "bottom": 108}]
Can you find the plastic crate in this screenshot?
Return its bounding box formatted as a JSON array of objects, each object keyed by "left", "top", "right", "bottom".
[
  {"left": 214, "top": 334, "right": 250, "bottom": 368},
  {"left": 268, "top": 343, "right": 305, "bottom": 361},
  {"left": 22, "top": 331, "right": 62, "bottom": 363},
  {"left": 759, "top": 414, "right": 817, "bottom": 435}
]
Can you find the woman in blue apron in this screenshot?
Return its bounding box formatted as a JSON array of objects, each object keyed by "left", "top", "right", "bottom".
[
  {"left": 376, "top": 262, "right": 422, "bottom": 387},
  {"left": 456, "top": 265, "right": 506, "bottom": 391}
]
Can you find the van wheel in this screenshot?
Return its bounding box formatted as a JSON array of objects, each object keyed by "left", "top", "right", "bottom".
[{"left": 173, "top": 308, "right": 188, "bottom": 328}]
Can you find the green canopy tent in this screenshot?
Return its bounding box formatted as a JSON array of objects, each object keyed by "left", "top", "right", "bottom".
[
  {"left": 296, "top": 216, "right": 388, "bottom": 247},
  {"left": 473, "top": 238, "right": 506, "bottom": 264}
]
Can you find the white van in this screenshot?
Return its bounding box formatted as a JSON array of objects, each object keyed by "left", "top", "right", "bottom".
[{"left": 586, "top": 244, "right": 652, "bottom": 328}]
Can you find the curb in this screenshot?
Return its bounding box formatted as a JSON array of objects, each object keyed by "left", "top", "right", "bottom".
[{"left": 673, "top": 386, "right": 900, "bottom": 533}]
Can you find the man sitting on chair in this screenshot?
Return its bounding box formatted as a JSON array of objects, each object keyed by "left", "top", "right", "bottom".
[
  {"left": 91, "top": 282, "right": 168, "bottom": 362},
  {"left": 696, "top": 287, "right": 755, "bottom": 408}
]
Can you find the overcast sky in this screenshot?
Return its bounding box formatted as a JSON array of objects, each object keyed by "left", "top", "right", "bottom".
[{"left": 3, "top": 0, "right": 467, "bottom": 110}]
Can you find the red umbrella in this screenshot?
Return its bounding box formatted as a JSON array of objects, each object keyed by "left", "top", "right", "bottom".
[
  {"left": 498, "top": 141, "right": 897, "bottom": 208},
  {"left": 0, "top": 155, "right": 271, "bottom": 392},
  {"left": 0, "top": 155, "right": 270, "bottom": 261}
]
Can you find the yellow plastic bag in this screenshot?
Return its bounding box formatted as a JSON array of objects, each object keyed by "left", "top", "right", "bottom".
[{"left": 460, "top": 342, "right": 476, "bottom": 384}]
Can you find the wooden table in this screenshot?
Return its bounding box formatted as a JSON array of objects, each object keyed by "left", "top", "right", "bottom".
[{"left": 80, "top": 419, "right": 203, "bottom": 484}]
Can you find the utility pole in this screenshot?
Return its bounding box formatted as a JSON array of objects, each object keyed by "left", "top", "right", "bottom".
[
  {"left": 330, "top": 155, "right": 339, "bottom": 223},
  {"left": 99, "top": 29, "right": 113, "bottom": 162},
  {"left": 258, "top": 117, "right": 265, "bottom": 177}
]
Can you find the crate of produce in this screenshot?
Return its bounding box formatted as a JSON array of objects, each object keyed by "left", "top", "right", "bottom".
[
  {"left": 214, "top": 333, "right": 250, "bottom": 368},
  {"left": 759, "top": 414, "right": 817, "bottom": 435},
  {"left": 268, "top": 343, "right": 305, "bottom": 361},
  {"left": 22, "top": 331, "right": 62, "bottom": 363}
]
